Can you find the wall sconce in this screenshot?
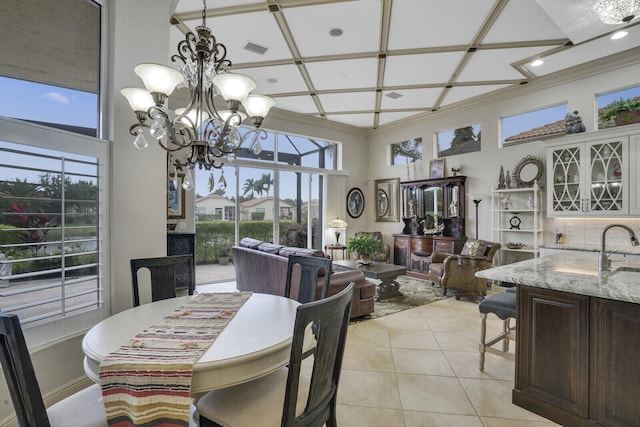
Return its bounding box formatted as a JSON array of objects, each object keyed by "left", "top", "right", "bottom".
[{"left": 327, "top": 217, "right": 348, "bottom": 245}]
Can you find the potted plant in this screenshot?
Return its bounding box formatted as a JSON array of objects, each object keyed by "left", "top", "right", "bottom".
[
  {"left": 217, "top": 247, "right": 231, "bottom": 265},
  {"left": 599, "top": 97, "right": 640, "bottom": 127},
  {"left": 347, "top": 234, "right": 383, "bottom": 265}
]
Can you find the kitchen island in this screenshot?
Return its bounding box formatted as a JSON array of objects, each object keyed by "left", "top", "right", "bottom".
[{"left": 476, "top": 255, "right": 640, "bottom": 427}]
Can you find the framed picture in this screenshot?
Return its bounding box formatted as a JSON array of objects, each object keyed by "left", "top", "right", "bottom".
[
  {"left": 346, "top": 187, "right": 365, "bottom": 218},
  {"left": 374, "top": 178, "right": 400, "bottom": 222},
  {"left": 167, "top": 173, "right": 185, "bottom": 219},
  {"left": 429, "top": 158, "right": 446, "bottom": 178}
]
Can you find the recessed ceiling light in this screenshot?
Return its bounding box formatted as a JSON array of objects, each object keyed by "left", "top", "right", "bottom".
[
  {"left": 611, "top": 30, "right": 629, "bottom": 40},
  {"left": 329, "top": 28, "right": 343, "bottom": 37},
  {"left": 530, "top": 59, "right": 544, "bottom": 67}
]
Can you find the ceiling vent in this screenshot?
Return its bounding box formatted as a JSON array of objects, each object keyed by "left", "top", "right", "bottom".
[
  {"left": 244, "top": 42, "right": 268, "bottom": 55},
  {"left": 386, "top": 92, "right": 403, "bottom": 99},
  {"left": 268, "top": 4, "right": 280, "bottom": 12}
]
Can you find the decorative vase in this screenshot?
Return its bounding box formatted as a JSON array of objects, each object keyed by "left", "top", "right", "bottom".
[
  {"left": 614, "top": 110, "right": 640, "bottom": 127},
  {"left": 505, "top": 170, "right": 511, "bottom": 188}
]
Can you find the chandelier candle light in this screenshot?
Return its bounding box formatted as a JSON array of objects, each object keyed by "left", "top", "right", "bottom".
[{"left": 121, "top": 0, "right": 275, "bottom": 191}]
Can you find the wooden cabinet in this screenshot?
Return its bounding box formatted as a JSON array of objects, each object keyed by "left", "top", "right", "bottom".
[
  {"left": 491, "top": 184, "right": 542, "bottom": 265},
  {"left": 515, "top": 285, "right": 640, "bottom": 426},
  {"left": 546, "top": 136, "right": 628, "bottom": 216},
  {"left": 393, "top": 234, "right": 465, "bottom": 280}
]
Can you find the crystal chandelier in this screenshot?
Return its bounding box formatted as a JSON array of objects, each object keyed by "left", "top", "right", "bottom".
[
  {"left": 121, "top": 0, "right": 275, "bottom": 190},
  {"left": 593, "top": 0, "right": 640, "bottom": 24}
]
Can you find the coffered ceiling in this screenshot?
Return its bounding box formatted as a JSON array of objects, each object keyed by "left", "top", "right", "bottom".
[{"left": 170, "top": 0, "right": 640, "bottom": 129}]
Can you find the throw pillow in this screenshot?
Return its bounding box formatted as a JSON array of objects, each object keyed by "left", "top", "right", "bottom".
[{"left": 461, "top": 240, "right": 487, "bottom": 257}]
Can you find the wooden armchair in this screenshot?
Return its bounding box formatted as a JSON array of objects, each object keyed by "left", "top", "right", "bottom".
[
  {"left": 354, "top": 231, "right": 390, "bottom": 263},
  {"left": 428, "top": 240, "right": 501, "bottom": 300}
]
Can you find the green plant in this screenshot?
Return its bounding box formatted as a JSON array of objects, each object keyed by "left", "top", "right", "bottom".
[
  {"left": 599, "top": 97, "right": 640, "bottom": 123},
  {"left": 346, "top": 234, "right": 383, "bottom": 258}
]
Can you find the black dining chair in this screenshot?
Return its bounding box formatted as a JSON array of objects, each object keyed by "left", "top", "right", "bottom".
[
  {"left": 0, "top": 312, "right": 108, "bottom": 426},
  {"left": 196, "top": 282, "right": 354, "bottom": 427},
  {"left": 284, "top": 255, "right": 332, "bottom": 303},
  {"left": 130, "top": 254, "right": 194, "bottom": 307}
]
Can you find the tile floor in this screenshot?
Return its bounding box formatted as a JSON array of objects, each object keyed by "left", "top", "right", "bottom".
[{"left": 196, "top": 281, "right": 559, "bottom": 427}]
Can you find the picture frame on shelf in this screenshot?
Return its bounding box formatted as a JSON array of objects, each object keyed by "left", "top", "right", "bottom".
[
  {"left": 429, "top": 158, "right": 445, "bottom": 178},
  {"left": 167, "top": 173, "right": 185, "bottom": 219},
  {"left": 346, "top": 187, "right": 365, "bottom": 218}
]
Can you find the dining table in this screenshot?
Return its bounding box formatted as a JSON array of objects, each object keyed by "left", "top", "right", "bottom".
[{"left": 82, "top": 292, "right": 302, "bottom": 395}]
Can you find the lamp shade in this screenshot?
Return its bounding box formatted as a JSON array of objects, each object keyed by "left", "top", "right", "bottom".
[
  {"left": 121, "top": 88, "right": 154, "bottom": 112},
  {"left": 134, "top": 63, "right": 184, "bottom": 96},
  {"left": 218, "top": 110, "right": 248, "bottom": 126},
  {"left": 243, "top": 95, "right": 276, "bottom": 118},
  {"left": 328, "top": 218, "right": 348, "bottom": 228},
  {"left": 174, "top": 107, "right": 210, "bottom": 127},
  {"left": 212, "top": 73, "right": 256, "bottom": 103}
]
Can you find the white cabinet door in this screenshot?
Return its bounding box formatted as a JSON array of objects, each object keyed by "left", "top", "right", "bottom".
[
  {"left": 547, "top": 137, "right": 628, "bottom": 216},
  {"left": 630, "top": 133, "right": 640, "bottom": 215}
]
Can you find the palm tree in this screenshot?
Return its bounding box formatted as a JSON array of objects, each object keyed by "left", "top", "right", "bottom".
[
  {"left": 257, "top": 173, "right": 273, "bottom": 196},
  {"left": 242, "top": 178, "right": 256, "bottom": 199}
]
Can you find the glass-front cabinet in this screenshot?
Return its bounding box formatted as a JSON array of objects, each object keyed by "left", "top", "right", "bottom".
[{"left": 547, "top": 137, "right": 628, "bottom": 216}]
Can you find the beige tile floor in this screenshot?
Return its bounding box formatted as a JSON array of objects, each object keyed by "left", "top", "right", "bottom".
[{"left": 197, "top": 278, "right": 559, "bottom": 427}]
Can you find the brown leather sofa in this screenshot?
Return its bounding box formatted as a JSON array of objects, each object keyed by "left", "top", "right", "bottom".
[{"left": 233, "top": 238, "right": 376, "bottom": 318}]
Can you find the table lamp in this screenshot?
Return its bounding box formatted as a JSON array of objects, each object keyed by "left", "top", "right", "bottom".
[{"left": 328, "top": 217, "right": 348, "bottom": 245}]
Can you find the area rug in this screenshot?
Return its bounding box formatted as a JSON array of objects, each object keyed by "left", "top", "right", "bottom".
[{"left": 352, "top": 275, "right": 449, "bottom": 323}]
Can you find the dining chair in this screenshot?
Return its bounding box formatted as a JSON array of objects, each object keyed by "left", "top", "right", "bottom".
[
  {"left": 0, "top": 312, "right": 108, "bottom": 426},
  {"left": 196, "top": 282, "right": 355, "bottom": 427},
  {"left": 284, "top": 255, "right": 332, "bottom": 303},
  {"left": 130, "top": 254, "right": 194, "bottom": 307}
]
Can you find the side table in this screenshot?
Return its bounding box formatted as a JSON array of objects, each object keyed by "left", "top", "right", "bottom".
[{"left": 324, "top": 244, "right": 347, "bottom": 260}]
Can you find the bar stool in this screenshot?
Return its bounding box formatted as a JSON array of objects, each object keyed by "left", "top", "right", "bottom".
[{"left": 478, "top": 287, "right": 516, "bottom": 371}]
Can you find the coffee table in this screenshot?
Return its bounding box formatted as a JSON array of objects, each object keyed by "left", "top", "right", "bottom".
[{"left": 332, "top": 260, "right": 407, "bottom": 300}]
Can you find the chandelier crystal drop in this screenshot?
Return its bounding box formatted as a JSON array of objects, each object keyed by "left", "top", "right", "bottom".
[
  {"left": 594, "top": 0, "right": 640, "bottom": 24},
  {"left": 121, "top": 0, "right": 275, "bottom": 189}
]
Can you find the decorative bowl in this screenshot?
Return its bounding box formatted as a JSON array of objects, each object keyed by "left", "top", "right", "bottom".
[{"left": 506, "top": 242, "right": 526, "bottom": 249}]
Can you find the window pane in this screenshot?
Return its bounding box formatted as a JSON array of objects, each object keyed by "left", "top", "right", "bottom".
[
  {"left": 278, "top": 134, "right": 337, "bottom": 169},
  {"left": 502, "top": 104, "right": 566, "bottom": 145},
  {"left": 437, "top": 125, "right": 481, "bottom": 156},
  {"left": 0, "top": 140, "right": 102, "bottom": 327},
  {"left": 597, "top": 85, "right": 640, "bottom": 129},
  {"left": 391, "top": 137, "right": 422, "bottom": 165}
]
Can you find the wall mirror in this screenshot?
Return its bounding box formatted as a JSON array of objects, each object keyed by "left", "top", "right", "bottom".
[
  {"left": 423, "top": 186, "right": 443, "bottom": 229},
  {"left": 375, "top": 178, "right": 400, "bottom": 222}
]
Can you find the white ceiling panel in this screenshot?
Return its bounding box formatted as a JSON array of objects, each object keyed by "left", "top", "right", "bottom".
[
  {"left": 317, "top": 91, "right": 376, "bottom": 113},
  {"left": 484, "top": 0, "right": 566, "bottom": 43},
  {"left": 457, "top": 46, "right": 551, "bottom": 82},
  {"left": 165, "top": 0, "right": 640, "bottom": 129},
  {"left": 183, "top": 11, "right": 291, "bottom": 63},
  {"left": 384, "top": 52, "right": 464, "bottom": 86},
  {"left": 306, "top": 58, "right": 378, "bottom": 91},
  {"left": 388, "top": 0, "right": 495, "bottom": 50},
  {"left": 284, "top": 0, "right": 380, "bottom": 57},
  {"left": 271, "top": 95, "right": 319, "bottom": 115},
  {"left": 234, "top": 64, "right": 307, "bottom": 95},
  {"left": 441, "top": 84, "right": 511, "bottom": 106},
  {"left": 323, "top": 113, "right": 374, "bottom": 128},
  {"left": 380, "top": 88, "right": 442, "bottom": 110}
]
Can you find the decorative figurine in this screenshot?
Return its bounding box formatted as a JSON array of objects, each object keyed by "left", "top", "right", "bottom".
[
  {"left": 565, "top": 110, "right": 586, "bottom": 134},
  {"left": 505, "top": 170, "right": 512, "bottom": 188},
  {"left": 498, "top": 165, "right": 506, "bottom": 189}
]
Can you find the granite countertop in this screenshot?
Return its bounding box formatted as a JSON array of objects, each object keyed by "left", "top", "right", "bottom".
[
  {"left": 476, "top": 254, "right": 640, "bottom": 304},
  {"left": 540, "top": 243, "right": 640, "bottom": 255}
]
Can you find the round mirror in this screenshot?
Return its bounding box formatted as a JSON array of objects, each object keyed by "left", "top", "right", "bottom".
[{"left": 513, "top": 155, "right": 544, "bottom": 188}]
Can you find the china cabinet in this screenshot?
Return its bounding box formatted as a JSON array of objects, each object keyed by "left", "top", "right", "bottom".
[
  {"left": 393, "top": 176, "right": 467, "bottom": 279},
  {"left": 546, "top": 136, "right": 628, "bottom": 216},
  {"left": 491, "top": 184, "right": 542, "bottom": 265}
]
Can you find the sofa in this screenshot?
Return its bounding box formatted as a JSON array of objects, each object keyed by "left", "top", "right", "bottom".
[{"left": 233, "top": 238, "right": 376, "bottom": 318}]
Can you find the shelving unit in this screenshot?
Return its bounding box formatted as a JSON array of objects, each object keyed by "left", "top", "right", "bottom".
[{"left": 492, "top": 183, "right": 543, "bottom": 265}]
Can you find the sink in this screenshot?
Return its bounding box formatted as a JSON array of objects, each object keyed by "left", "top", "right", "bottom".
[{"left": 610, "top": 266, "right": 640, "bottom": 282}]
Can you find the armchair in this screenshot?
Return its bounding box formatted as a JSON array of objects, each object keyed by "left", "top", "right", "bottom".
[
  {"left": 354, "top": 231, "right": 390, "bottom": 263},
  {"left": 428, "top": 240, "right": 501, "bottom": 300}
]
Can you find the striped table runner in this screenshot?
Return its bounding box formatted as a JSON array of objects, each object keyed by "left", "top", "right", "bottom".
[{"left": 98, "top": 292, "right": 252, "bottom": 427}]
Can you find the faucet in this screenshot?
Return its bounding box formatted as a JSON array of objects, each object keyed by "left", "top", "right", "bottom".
[{"left": 599, "top": 224, "right": 639, "bottom": 272}]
